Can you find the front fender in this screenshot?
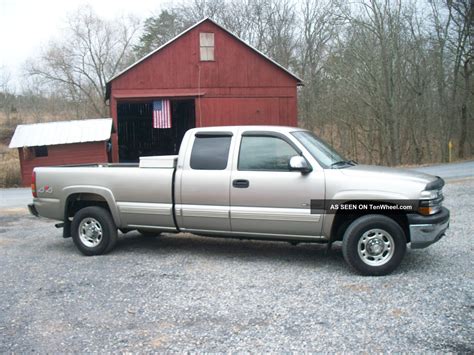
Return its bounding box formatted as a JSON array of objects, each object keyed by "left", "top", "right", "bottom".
[
  {"left": 322, "top": 190, "right": 411, "bottom": 238},
  {"left": 331, "top": 190, "right": 410, "bottom": 201}
]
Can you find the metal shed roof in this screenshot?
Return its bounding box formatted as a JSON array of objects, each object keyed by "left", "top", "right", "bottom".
[{"left": 9, "top": 118, "right": 113, "bottom": 148}]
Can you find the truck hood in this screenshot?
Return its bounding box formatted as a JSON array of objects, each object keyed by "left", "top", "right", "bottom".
[
  {"left": 340, "top": 164, "right": 438, "bottom": 185},
  {"left": 324, "top": 164, "right": 440, "bottom": 201}
]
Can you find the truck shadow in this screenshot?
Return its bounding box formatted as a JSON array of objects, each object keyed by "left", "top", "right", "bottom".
[
  {"left": 49, "top": 231, "right": 438, "bottom": 275},
  {"left": 113, "top": 231, "right": 346, "bottom": 270},
  {"left": 110, "top": 232, "right": 443, "bottom": 275}
]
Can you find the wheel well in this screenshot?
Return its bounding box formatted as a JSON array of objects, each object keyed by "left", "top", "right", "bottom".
[
  {"left": 329, "top": 201, "right": 410, "bottom": 243},
  {"left": 65, "top": 193, "right": 111, "bottom": 220}
]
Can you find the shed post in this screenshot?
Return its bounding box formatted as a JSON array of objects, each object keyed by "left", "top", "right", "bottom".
[{"left": 110, "top": 96, "right": 119, "bottom": 162}]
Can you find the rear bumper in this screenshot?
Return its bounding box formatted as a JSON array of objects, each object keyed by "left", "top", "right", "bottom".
[
  {"left": 407, "top": 207, "right": 450, "bottom": 249},
  {"left": 28, "top": 203, "right": 39, "bottom": 217}
]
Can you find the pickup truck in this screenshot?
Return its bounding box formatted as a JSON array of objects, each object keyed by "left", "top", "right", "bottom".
[{"left": 29, "top": 125, "right": 449, "bottom": 276}]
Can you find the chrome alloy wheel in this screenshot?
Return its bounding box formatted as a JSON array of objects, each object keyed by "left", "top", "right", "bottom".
[
  {"left": 357, "top": 228, "right": 395, "bottom": 266},
  {"left": 78, "top": 217, "right": 103, "bottom": 248}
]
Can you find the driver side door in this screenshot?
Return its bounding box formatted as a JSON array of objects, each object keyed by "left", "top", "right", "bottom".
[{"left": 230, "top": 132, "right": 325, "bottom": 238}]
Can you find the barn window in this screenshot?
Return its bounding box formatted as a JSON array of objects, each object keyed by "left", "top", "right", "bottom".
[
  {"left": 34, "top": 146, "right": 48, "bottom": 157},
  {"left": 200, "top": 32, "right": 214, "bottom": 61}
]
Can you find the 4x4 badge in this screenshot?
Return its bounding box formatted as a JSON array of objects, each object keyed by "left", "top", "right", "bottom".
[{"left": 38, "top": 186, "right": 53, "bottom": 194}]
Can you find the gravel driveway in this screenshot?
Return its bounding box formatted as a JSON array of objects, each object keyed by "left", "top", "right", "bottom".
[{"left": 0, "top": 180, "right": 472, "bottom": 352}]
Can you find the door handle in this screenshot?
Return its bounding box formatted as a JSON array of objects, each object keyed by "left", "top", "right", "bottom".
[{"left": 232, "top": 179, "right": 249, "bottom": 188}]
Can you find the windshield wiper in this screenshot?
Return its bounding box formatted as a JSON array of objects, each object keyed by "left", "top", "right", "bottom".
[{"left": 331, "top": 160, "right": 357, "bottom": 168}]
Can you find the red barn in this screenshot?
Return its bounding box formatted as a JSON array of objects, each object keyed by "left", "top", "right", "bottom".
[
  {"left": 9, "top": 119, "right": 113, "bottom": 186},
  {"left": 106, "top": 18, "right": 302, "bottom": 162}
]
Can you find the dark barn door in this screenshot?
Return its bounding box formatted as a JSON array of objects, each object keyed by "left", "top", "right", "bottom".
[
  {"left": 170, "top": 99, "right": 196, "bottom": 154},
  {"left": 117, "top": 99, "right": 195, "bottom": 162}
]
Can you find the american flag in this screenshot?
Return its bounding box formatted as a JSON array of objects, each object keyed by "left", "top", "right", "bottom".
[{"left": 153, "top": 99, "right": 172, "bottom": 128}]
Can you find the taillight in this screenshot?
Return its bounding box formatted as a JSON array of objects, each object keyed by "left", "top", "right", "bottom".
[{"left": 32, "top": 170, "right": 37, "bottom": 198}]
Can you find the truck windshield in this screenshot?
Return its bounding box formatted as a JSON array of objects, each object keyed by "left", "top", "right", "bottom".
[{"left": 292, "top": 131, "right": 350, "bottom": 169}]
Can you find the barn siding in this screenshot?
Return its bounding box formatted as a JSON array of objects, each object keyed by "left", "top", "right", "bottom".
[
  {"left": 112, "top": 22, "right": 297, "bottom": 91},
  {"left": 19, "top": 142, "right": 108, "bottom": 186},
  {"left": 197, "top": 97, "right": 293, "bottom": 126},
  {"left": 108, "top": 19, "right": 300, "bottom": 162}
]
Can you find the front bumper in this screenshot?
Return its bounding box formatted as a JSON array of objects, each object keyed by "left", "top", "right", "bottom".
[
  {"left": 28, "top": 203, "right": 39, "bottom": 217},
  {"left": 407, "top": 207, "right": 450, "bottom": 249}
]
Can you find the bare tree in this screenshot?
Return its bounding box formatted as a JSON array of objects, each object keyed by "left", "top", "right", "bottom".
[
  {"left": 263, "top": 0, "right": 298, "bottom": 68},
  {"left": 25, "top": 6, "right": 140, "bottom": 118},
  {"left": 330, "top": 0, "right": 405, "bottom": 165},
  {"left": 0, "top": 66, "right": 15, "bottom": 123},
  {"left": 176, "top": 0, "right": 229, "bottom": 23},
  {"left": 446, "top": 0, "right": 472, "bottom": 158},
  {"left": 16, "top": 0, "right": 471, "bottom": 165},
  {"left": 296, "top": 0, "right": 340, "bottom": 129}
]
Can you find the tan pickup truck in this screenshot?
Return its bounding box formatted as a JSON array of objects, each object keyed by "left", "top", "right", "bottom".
[{"left": 29, "top": 126, "right": 449, "bottom": 275}]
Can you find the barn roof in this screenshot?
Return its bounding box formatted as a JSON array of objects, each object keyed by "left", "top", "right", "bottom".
[
  {"left": 105, "top": 18, "right": 302, "bottom": 99},
  {"left": 9, "top": 118, "right": 113, "bottom": 148}
]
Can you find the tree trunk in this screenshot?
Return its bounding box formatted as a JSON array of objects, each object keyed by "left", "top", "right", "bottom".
[{"left": 459, "top": 59, "right": 471, "bottom": 158}]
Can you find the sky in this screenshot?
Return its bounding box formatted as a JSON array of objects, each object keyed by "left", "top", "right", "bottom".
[{"left": 0, "top": 0, "right": 170, "bottom": 89}]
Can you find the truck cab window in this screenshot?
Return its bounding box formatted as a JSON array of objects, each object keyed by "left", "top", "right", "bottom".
[
  {"left": 190, "top": 135, "right": 231, "bottom": 170},
  {"left": 238, "top": 136, "right": 297, "bottom": 171}
]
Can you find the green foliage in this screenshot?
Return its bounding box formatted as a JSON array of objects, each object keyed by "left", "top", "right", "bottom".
[{"left": 134, "top": 10, "right": 191, "bottom": 58}]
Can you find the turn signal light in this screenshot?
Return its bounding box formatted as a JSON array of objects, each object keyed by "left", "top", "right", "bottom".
[
  {"left": 418, "top": 205, "right": 441, "bottom": 216},
  {"left": 419, "top": 189, "right": 443, "bottom": 215},
  {"left": 418, "top": 206, "right": 433, "bottom": 215}
]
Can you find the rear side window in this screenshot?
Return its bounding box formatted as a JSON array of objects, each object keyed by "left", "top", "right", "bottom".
[
  {"left": 190, "top": 135, "right": 232, "bottom": 170},
  {"left": 238, "top": 136, "right": 297, "bottom": 171}
]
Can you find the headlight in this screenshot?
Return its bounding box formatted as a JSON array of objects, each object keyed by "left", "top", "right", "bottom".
[{"left": 419, "top": 189, "right": 443, "bottom": 215}]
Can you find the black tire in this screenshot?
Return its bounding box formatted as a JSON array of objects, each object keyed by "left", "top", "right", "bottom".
[
  {"left": 137, "top": 229, "right": 162, "bottom": 238},
  {"left": 71, "top": 206, "right": 118, "bottom": 256},
  {"left": 342, "top": 214, "right": 406, "bottom": 276}
]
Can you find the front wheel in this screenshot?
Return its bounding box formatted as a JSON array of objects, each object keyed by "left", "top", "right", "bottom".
[
  {"left": 71, "top": 206, "right": 118, "bottom": 256},
  {"left": 342, "top": 215, "right": 406, "bottom": 276}
]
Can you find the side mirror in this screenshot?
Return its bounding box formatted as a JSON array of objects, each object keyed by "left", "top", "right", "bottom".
[{"left": 289, "top": 156, "right": 312, "bottom": 174}]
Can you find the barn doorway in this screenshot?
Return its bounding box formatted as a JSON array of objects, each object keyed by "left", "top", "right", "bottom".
[{"left": 117, "top": 99, "right": 195, "bottom": 162}]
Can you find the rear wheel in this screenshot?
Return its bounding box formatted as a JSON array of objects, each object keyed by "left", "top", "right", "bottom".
[
  {"left": 71, "top": 206, "right": 117, "bottom": 255},
  {"left": 342, "top": 215, "right": 406, "bottom": 276}
]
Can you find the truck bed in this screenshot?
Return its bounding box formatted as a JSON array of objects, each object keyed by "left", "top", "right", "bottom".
[{"left": 34, "top": 164, "right": 176, "bottom": 230}]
